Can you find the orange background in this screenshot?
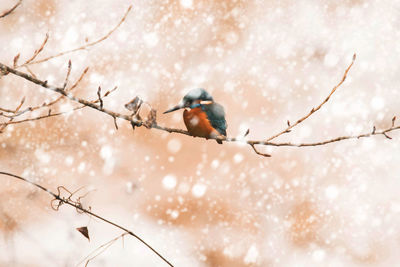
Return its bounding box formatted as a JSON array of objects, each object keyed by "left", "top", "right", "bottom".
[{"left": 0, "top": 0, "right": 399, "bottom": 266}]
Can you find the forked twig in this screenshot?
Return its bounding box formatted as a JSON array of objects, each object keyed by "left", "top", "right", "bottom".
[
  {"left": 20, "top": 33, "right": 49, "bottom": 66},
  {"left": 23, "top": 6, "right": 132, "bottom": 66},
  {"left": 266, "top": 54, "right": 357, "bottom": 142},
  {"left": 0, "top": 96, "right": 25, "bottom": 132}
]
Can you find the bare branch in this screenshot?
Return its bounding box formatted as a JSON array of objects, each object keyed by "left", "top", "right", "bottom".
[
  {"left": 1, "top": 57, "right": 399, "bottom": 157},
  {"left": 63, "top": 60, "right": 72, "bottom": 89},
  {"left": 0, "top": 62, "right": 140, "bottom": 125},
  {"left": 0, "top": 69, "right": 116, "bottom": 128},
  {"left": 0, "top": 105, "right": 84, "bottom": 126},
  {"left": 23, "top": 65, "right": 37, "bottom": 78},
  {"left": 20, "top": 33, "right": 49, "bottom": 66},
  {"left": 266, "top": 54, "right": 356, "bottom": 142},
  {"left": 0, "top": 97, "right": 25, "bottom": 114},
  {"left": 0, "top": 171, "right": 174, "bottom": 267},
  {"left": 250, "top": 144, "right": 271, "bottom": 157},
  {"left": 104, "top": 86, "right": 118, "bottom": 97},
  {"left": 0, "top": 96, "right": 25, "bottom": 132},
  {"left": 113, "top": 116, "right": 119, "bottom": 130},
  {"left": 97, "top": 86, "right": 103, "bottom": 109},
  {"left": 243, "top": 125, "right": 400, "bottom": 147},
  {"left": 69, "top": 67, "right": 89, "bottom": 91},
  {"left": 0, "top": 0, "right": 22, "bottom": 18},
  {"left": 244, "top": 129, "right": 250, "bottom": 137},
  {"left": 77, "top": 233, "right": 128, "bottom": 267},
  {"left": 24, "top": 6, "right": 133, "bottom": 66}
]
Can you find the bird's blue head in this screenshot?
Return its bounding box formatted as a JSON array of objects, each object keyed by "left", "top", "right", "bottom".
[{"left": 163, "top": 88, "right": 213, "bottom": 114}]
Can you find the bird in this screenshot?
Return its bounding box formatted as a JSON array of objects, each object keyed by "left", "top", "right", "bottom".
[{"left": 163, "top": 88, "right": 227, "bottom": 144}]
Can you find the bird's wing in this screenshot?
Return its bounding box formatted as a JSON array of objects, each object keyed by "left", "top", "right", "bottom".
[{"left": 202, "top": 103, "right": 227, "bottom": 136}]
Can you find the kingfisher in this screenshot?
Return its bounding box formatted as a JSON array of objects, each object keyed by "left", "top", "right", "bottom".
[{"left": 163, "top": 88, "right": 227, "bottom": 144}]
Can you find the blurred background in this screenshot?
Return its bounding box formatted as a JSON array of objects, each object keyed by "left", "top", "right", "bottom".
[{"left": 0, "top": 0, "right": 399, "bottom": 266}]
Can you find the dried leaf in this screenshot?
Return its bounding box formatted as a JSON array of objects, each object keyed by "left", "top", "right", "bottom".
[
  {"left": 124, "top": 96, "right": 143, "bottom": 114},
  {"left": 134, "top": 113, "right": 142, "bottom": 121},
  {"left": 76, "top": 226, "right": 90, "bottom": 241},
  {"left": 392, "top": 116, "right": 396, "bottom": 127},
  {"left": 287, "top": 120, "right": 290, "bottom": 126},
  {"left": 143, "top": 109, "right": 157, "bottom": 128},
  {"left": 244, "top": 129, "right": 250, "bottom": 137}
]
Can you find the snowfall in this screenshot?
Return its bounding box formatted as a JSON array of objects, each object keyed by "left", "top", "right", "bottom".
[{"left": 0, "top": 0, "right": 399, "bottom": 266}]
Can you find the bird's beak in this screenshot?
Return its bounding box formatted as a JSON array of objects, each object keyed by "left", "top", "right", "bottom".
[{"left": 163, "top": 103, "right": 184, "bottom": 114}]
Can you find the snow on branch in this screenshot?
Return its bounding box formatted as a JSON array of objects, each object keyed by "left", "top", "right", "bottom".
[{"left": 0, "top": 55, "right": 399, "bottom": 158}]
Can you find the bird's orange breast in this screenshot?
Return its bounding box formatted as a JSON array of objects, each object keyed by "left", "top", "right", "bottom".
[{"left": 183, "top": 107, "right": 217, "bottom": 138}]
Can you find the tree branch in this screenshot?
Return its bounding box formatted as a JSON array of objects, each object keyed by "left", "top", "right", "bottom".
[
  {"left": 0, "top": 171, "right": 174, "bottom": 267},
  {"left": 0, "top": 57, "right": 398, "bottom": 157},
  {"left": 21, "top": 6, "right": 132, "bottom": 66},
  {"left": 0, "top": 0, "right": 22, "bottom": 18},
  {"left": 266, "top": 54, "right": 356, "bottom": 142}
]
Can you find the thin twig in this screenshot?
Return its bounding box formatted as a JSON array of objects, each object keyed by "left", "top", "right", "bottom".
[
  {"left": 23, "top": 65, "right": 37, "bottom": 78},
  {"left": 24, "top": 6, "right": 132, "bottom": 66},
  {"left": 266, "top": 54, "right": 356, "bottom": 142},
  {"left": 0, "top": 0, "right": 22, "bottom": 18},
  {"left": 0, "top": 96, "right": 25, "bottom": 132},
  {"left": 0, "top": 106, "right": 84, "bottom": 125},
  {"left": 250, "top": 144, "right": 271, "bottom": 157},
  {"left": 0, "top": 62, "right": 140, "bottom": 125},
  {"left": 0, "top": 97, "right": 25, "bottom": 114},
  {"left": 97, "top": 87, "right": 103, "bottom": 109},
  {"left": 69, "top": 67, "right": 89, "bottom": 91},
  {"left": 63, "top": 60, "right": 72, "bottom": 89},
  {"left": 0, "top": 171, "right": 174, "bottom": 267},
  {"left": 76, "top": 233, "right": 128, "bottom": 267},
  {"left": 20, "top": 33, "right": 49, "bottom": 66},
  {"left": 0, "top": 85, "right": 117, "bottom": 125}
]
